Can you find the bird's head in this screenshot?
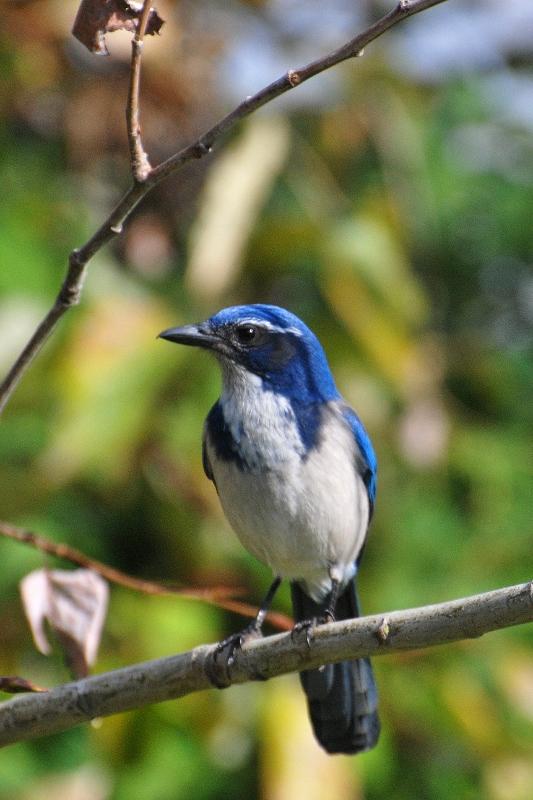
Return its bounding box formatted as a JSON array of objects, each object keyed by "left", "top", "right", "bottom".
[{"left": 159, "top": 304, "right": 339, "bottom": 404}]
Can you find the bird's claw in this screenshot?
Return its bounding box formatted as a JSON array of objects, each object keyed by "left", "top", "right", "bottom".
[
  {"left": 214, "top": 623, "right": 262, "bottom": 668},
  {"left": 214, "top": 633, "right": 244, "bottom": 669},
  {"left": 292, "top": 611, "right": 336, "bottom": 648},
  {"left": 291, "top": 618, "right": 316, "bottom": 648}
]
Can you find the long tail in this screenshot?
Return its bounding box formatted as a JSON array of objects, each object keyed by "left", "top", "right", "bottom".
[{"left": 290, "top": 579, "right": 380, "bottom": 755}]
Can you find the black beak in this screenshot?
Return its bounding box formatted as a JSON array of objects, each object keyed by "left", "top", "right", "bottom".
[{"left": 158, "top": 323, "right": 221, "bottom": 351}]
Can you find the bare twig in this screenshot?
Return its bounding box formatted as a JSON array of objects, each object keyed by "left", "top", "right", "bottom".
[
  {"left": 126, "top": 0, "right": 153, "bottom": 180},
  {"left": 0, "top": 520, "right": 292, "bottom": 630},
  {"left": 148, "top": 0, "right": 450, "bottom": 185},
  {"left": 0, "top": 580, "right": 531, "bottom": 747},
  {"left": 0, "top": 0, "right": 450, "bottom": 416}
]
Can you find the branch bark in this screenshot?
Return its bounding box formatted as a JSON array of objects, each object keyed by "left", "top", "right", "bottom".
[
  {"left": 0, "top": 580, "right": 531, "bottom": 747},
  {"left": 0, "top": 0, "right": 450, "bottom": 415},
  {"left": 126, "top": 0, "right": 153, "bottom": 180}
]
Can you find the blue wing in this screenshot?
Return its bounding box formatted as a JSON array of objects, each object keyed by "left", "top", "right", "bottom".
[{"left": 342, "top": 406, "right": 377, "bottom": 516}]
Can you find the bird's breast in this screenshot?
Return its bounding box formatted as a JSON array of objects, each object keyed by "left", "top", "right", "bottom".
[{"left": 205, "top": 400, "right": 370, "bottom": 597}]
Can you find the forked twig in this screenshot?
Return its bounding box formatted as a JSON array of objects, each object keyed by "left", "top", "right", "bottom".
[{"left": 0, "top": 0, "right": 449, "bottom": 415}]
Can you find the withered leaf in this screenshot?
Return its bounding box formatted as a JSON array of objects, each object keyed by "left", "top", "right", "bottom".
[
  {"left": 0, "top": 676, "right": 47, "bottom": 694},
  {"left": 72, "top": 0, "right": 164, "bottom": 56},
  {"left": 20, "top": 568, "right": 109, "bottom": 678}
]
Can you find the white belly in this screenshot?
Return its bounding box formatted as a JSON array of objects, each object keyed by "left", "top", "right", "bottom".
[{"left": 207, "top": 406, "right": 369, "bottom": 601}]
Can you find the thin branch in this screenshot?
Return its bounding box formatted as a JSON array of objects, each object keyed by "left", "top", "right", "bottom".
[
  {"left": 148, "top": 0, "right": 449, "bottom": 185},
  {"left": 0, "top": 520, "right": 292, "bottom": 630},
  {"left": 0, "top": 0, "right": 450, "bottom": 416},
  {"left": 126, "top": 0, "right": 152, "bottom": 181},
  {"left": 0, "top": 519, "right": 228, "bottom": 598},
  {"left": 0, "top": 581, "right": 531, "bottom": 747}
]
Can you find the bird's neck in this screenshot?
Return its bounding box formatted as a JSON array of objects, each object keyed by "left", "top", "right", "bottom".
[{"left": 218, "top": 361, "right": 316, "bottom": 468}]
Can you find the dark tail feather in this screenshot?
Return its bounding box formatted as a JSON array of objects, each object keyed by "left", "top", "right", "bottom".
[{"left": 290, "top": 580, "right": 380, "bottom": 755}]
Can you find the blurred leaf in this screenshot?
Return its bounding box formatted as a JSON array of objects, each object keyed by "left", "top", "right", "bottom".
[
  {"left": 186, "top": 115, "right": 291, "bottom": 303},
  {"left": 485, "top": 758, "right": 533, "bottom": 800},
  {"left": 20, "top": 568, "right": 109, "bottom": 678},
  {"left": 321, "top": 267, "right": 419, "bottom": 392},
  {"left": 440, "top": 666, "right": 500, "bottom": 751},
  {"left": 497, "top": 651, "right": 533, "bottom": 723},
  {"left": 16, "top": 765, "right": 110, "bottom": 800},
  {"left": 261, "top": 678, "right": 359, "bottom": 800},
  {"left": 321, "top": 208, "right": 431, "bottom": 393},
  {"left": 40, "top": 280, "right": 174, "bottom": 484},
  {"left": 0, "top": 139, "right": 82, "bottom": 298},
  {"left": 327, "top": 211, "right": 428, "bottom": 325}
]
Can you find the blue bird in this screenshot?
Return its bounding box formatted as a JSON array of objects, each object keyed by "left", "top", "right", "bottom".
[{"left": 159, "top": 304, "right": 379, "bottom": 755}]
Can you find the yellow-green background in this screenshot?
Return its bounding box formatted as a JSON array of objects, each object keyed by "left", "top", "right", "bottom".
[{"left": 0, "top": 1, "right": 532, "bottom": 798}]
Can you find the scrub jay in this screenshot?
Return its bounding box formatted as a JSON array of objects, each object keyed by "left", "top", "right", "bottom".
[{"left": 159, "top": 304, "right": 379, "bottom": 755}]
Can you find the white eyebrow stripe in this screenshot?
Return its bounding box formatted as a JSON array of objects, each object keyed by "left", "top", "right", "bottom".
[{"left": 239, "top": 319, "right": 303, "bottom": 337}]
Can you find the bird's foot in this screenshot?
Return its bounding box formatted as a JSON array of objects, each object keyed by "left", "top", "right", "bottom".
[
  {"left": 322, "top": 608, "right": 336, "bottom": 625},
  {"left": 291, "top": 618, "right": 315, "bottom": 648},
  {"left": 291, "top": 610, "right": 336, "bottom": 648},
  {"left": 214, "top": 621, "right": 263, "bottom": 668},
  {"left": 206, "top": 622, "right": 263, "bottom": 689}
]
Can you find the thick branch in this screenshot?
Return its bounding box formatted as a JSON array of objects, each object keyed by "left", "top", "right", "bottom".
[
  {"left": 0, "top": 580, "right": 531, "bottom": 747},
  {"left": 0, "top": 0, "right": 450, "bottom": 416}
]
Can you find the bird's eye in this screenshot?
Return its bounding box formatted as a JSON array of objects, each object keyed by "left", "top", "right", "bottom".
[{"left": 235, "top": 324, "right": 257, "bottom": 344}]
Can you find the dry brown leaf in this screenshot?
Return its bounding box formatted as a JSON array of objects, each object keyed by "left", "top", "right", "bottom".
[
  {"left": 20, "top": 568, "right": 109, "bottom": 678},
  {"left": 72, "top": 0, "right": 164, "bottom": 56},
  {"left": 0, "top": 676, "right": 47, "bottom": 694}
]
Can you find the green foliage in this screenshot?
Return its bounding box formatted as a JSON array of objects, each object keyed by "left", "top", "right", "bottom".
[{"left": 0, "top": 3, "right": 532, "bottom": 798}]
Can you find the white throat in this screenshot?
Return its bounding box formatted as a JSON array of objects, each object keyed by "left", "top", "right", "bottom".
[{"left": 218, "top": 359, "right": 305, "bottom": 470}]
